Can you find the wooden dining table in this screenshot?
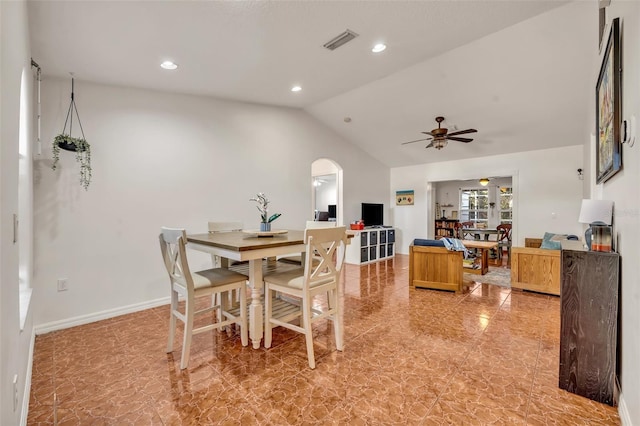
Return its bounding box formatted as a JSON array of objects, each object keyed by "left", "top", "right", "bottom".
[{"left": 187, "top": 230, "right": 306, "bottom": 349}]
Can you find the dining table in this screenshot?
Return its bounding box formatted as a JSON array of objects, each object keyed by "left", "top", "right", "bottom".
[
  {"left": 462, "top": 228, "right": 498, "bottom": 241},
  {"left": 187, "top": 230, "right": 306, "bottom": 349}
]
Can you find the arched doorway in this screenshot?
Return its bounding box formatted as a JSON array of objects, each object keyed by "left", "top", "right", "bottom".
[{"left": 311, "top": 159, "right": 343, "bottom": 225}]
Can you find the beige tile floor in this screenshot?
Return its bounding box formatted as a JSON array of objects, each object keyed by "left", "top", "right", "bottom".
[{"left": 27, "top": 255, "right": 620, "bottom": 425}]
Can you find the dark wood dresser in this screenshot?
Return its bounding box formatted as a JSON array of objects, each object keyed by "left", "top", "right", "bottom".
[{"left": 559, "top": 249, "right": 620, "bottom": 406}]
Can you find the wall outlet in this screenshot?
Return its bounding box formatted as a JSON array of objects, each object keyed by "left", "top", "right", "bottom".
[
  {"left": 57, "top": 278, "right": 68, "bottom": 292},
  {"left": 12, "top": 374, "right": 18, "bottom": 412}
]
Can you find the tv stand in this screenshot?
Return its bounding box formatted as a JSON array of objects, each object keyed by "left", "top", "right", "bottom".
[{"left": 345, "top": 228, "right": 395, "bottom": 264}]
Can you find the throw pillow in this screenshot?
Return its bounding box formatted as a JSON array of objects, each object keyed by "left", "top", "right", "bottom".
[{"left": 413, "top": 239, "right": 445, "bottom": 247}]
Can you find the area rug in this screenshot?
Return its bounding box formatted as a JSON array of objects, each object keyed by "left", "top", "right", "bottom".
[{"left": 463, "top": 266, "right": 511, "bottom": 288}]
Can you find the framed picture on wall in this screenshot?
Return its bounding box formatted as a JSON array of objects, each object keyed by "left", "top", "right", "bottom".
[
  {"left": 595, "top": 17, "right": 622, "bottom": 184},
  {"left": 396, "top": 190, "right": 414, "bottom": 206}
]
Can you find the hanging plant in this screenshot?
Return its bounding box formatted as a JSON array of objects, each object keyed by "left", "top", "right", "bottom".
[
  {"left": 52, "top": 77, "right": 92, "bottom": 190},
  {"left": 52, "top": 134, "right": 91, "bottom": 190}
]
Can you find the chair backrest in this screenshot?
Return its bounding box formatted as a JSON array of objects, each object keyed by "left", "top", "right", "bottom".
[
  {"left": 460, "top": 221, "right": 474, "bottom": 228},
  {"left": 302, "top": 227, "right": 348, "bottom": 291},
  {"left": 208, "top": 222, "right": 243, "bottom": 233},
  {"left": 159, "top": 227, "right": 194, "bottom": 291},
  {"left": 497, "top": 224, "right": 512, "bottom": 242},
  {"left": 453, "top": 222, "right": 463, "bottom": 239},
  {"left": 306, "top": 220, "right": 337, "bottom": 229}
]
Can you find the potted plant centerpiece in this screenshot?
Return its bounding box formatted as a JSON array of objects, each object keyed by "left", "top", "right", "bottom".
[{"left": 250, "top": 192, "right": 281, "bottom": 231}]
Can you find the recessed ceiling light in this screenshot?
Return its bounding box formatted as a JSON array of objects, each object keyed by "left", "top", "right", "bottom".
[
  {"left": 291, "top": 86, "right": 302, "bottom": 92},
  {"left": 160, "top": 61, "right": 178, "bottom": 70},
  {"left": 372, "top": 43, "right": 387, "bottom": 53}
]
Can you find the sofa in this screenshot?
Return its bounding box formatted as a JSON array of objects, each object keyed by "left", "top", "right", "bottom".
[
  {"left": 409, "top": 240, "right": 464, "bottom": 293},
  {"left": 510, "top": 237, "right": 561, "bottom": 295}
]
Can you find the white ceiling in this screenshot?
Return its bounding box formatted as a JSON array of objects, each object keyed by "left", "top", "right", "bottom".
[{"left": 28, "top": 0, "right": 594, "bottom": 168}]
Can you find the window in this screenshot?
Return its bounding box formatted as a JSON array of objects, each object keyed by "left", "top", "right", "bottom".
[
  {"left": 459, "top": 188, "right": 489, "bottom": 225},
  {"left": 499, "top": 187, "right": 513, "bottom": 224}
]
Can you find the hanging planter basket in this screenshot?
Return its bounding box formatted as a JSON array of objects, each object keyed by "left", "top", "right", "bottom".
[{"left": 52, "top": 77, "right": 92, "bottom": 190}]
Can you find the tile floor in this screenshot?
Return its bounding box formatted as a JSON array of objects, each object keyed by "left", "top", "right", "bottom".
[{"left": 27, "top": 255, "right": 620, "bottom": 425}]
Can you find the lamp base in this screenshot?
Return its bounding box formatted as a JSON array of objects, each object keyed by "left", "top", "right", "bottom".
[{"left": 585, "top": 221, "right": 608, "bottom": 251}]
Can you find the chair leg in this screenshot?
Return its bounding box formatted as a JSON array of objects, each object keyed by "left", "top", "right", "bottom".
[
  {"left": 180, "top": 294, "right": 195, "bottom": 369},
  {"left": 239, "top": 284, "right": 248, "bottom": 347},
  {"left": 166, "top": 290, "right": 178, "bottom": 353},
  {"left": 302, "top": 296, "right": 315, "bottom": 369},
  {"left": 332, "top": 289, "right": 344, "bottom": 351},
  {"left": 264, "top": 286, "right": 273, "bottom": 348}
]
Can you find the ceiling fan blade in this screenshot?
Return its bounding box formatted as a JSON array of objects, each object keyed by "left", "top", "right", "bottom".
[
  {"left": 401, "top": 138, "right": 431, "bottom": 145},
  {"left": 421, "top": 131, "right": 435, "bottom": 136},
  {"left": 446, "top": 136, "right": 473, "bottom": 143},
  {"left": 425, "top": 141, "right": 435, "bottom": 149},
  {"left": 447, "top": 128, "right": 477, "bottom": 137}
]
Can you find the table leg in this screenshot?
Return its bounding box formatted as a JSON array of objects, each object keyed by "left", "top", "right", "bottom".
[
  {"left": 480, "top": 248, "right": 489, "bottom": 275},
  {"left": 248, "top": 259, "right": 264, "bottom": 349}
]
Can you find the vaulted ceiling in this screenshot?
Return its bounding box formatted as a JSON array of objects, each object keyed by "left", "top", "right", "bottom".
[{"left": 28, "top": 0, "right": 595, "bottom": 168}]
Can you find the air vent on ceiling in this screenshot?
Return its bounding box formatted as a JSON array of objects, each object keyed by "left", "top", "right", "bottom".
[{"left": 323, "top": 29, "right": 359, "bottom": 51}]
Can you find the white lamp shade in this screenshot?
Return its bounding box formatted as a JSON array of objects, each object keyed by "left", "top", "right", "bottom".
[{"left": 578, "top": 199, "right": 613, "bottom": 225}]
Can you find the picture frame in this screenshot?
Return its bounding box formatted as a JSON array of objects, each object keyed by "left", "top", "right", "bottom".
[
  {"left": 595, "top": 18, "right": 622, "bottom": 184},
  {"left": 396, "top": 190, "right": 414, "bottom": 206}
]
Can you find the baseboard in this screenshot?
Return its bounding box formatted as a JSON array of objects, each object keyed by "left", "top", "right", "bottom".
[
  {"left": 618, "top": 393, "right": 632, "bottom": 426},
  {"left": 20, "top": 328, "right": 36, "bottom": 426},
  {"left": 34, "top": 297, "right": 170, "bottom": 335}
]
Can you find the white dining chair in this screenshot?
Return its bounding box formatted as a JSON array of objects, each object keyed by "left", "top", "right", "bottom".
[
  {"left": 207, "top": 221, "right": 243, "bottom": 268},
  {"left": 263, "top": 226, "right": 348, "bottom": 369},
  {"left": 159, "top": 227, "right": 248, "bottom": 369}
]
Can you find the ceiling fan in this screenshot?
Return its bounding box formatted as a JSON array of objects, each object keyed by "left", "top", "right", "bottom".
[{"left": 401, "top": 116, "right": 477, "bottom": 150}]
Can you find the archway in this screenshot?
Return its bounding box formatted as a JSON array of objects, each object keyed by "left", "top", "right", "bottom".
[{"left": 311, "top": 159, "right": 343, "bottom": 226}]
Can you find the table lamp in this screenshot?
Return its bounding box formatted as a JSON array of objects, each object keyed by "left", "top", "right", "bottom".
[{"left": 578, "top": 199, "right": 613, "bottom": 251}]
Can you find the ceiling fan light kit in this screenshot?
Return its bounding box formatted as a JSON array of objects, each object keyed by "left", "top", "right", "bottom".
[
  {"left": 401, "top": 116, "right": 477, "bottom": 150},
  {"left": 479, "top": 178, "right": 490, "bottom": 186}
]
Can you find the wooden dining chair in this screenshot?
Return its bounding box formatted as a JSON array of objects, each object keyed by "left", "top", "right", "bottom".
[
  {"left": 263, "top": 226, "right": 348, "bottom": 369},
  {"left": 496, "top": 223, "right": 512, "bottom": 263},
  {"left": 159, "top": 227, "right": 248, "bottom": 369},
  {"left": 459, "top": 221, "right": 475, "bottom": 239}
]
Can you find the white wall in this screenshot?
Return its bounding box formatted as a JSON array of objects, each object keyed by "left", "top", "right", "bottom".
[
  {"left": 390, "top": 145, "right": 584, "bottom": 254},
  {"left": 32, "top": 78, "right": 389, "bottom": 326},
  {"left": 1, "top": 1, "right": 36, "bottom": 424},
  {"left": 590, "top": 2, "right": 640, "bottom": 424}
]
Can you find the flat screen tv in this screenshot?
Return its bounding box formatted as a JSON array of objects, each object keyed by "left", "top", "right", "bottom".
[
  {"left": 361, "top": 203, "right": 383, "bottom": 226},
  {"left": 328, "top": 204, "right": 337, "bottom": 219}
]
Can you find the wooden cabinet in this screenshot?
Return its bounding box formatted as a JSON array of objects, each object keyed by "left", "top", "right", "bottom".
[
  {"left": 510, "top": 247, "right": 561, "bottom": 295},
  {"left": 434, "top": 219, "right": 458, "bottom": 238},
  {"left": 559, "top": 249, "right": 620, "bottom": 406},
  {"left": 409, "top": 245, "right": 463, "bottom": 293},
  {"left": 345, "top": 228, "right": 395, "bottom": 265}
]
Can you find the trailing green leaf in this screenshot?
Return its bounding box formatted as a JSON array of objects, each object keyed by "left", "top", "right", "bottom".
[{"left": 52, "top": 134, "right": 92, "bottom": 190}]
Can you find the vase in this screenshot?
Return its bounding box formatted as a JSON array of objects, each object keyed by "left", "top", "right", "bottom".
[{"left": 260, "top": 222, "right": 271, "bottom": 232}]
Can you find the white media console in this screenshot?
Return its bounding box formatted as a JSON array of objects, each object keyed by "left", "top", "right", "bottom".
[{"left": 345, "top": 227, "right": 395, "bottom": 265}]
